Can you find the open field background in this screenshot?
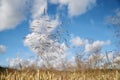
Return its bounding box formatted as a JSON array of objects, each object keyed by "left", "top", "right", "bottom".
[{"left": 0, "top": 66, "right": 120, "bottom": 80}]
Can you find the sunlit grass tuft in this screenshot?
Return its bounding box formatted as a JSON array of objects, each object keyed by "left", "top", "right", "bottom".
[{"left": 0, "top": 69, "right": 120, "bottom": 80}]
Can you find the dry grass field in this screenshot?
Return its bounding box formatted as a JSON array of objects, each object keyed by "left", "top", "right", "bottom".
[{"left": 0, "top": 67, "right": 120, "bottom": 80}]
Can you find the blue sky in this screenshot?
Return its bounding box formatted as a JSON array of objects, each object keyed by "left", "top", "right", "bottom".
[{"left": 0, "top": 0, "right": 120, "bottom": 66}]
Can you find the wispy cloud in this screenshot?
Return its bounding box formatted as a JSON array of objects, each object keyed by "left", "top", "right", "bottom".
[{"left": 0, "top": 45, "right": 6, "bottom": 53}]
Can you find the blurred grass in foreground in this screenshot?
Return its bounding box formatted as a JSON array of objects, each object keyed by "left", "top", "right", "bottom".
[{"left": 0, "top": 67, "right": 120, "bottom": 80}]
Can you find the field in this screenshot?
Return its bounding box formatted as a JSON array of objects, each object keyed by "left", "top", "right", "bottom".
[{"left": 0, "top": 67, "right": 120, "bottom": 80}]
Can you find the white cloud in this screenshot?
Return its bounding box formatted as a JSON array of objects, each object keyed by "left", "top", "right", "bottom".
[
  {"left": 0, "top": 45, "right": 6, "bottom": 53},
  {"left": 67, "top": 0, "right": 96, "bottom": 17},
  {"left": 49, "top": 0, "right": 68, "bottom": 4},
  {"left": 85, "top": 40, "right": 111, "bottom": 53},
  {"left": 0, "top": 0, "right": 30, "bottom": 31},
  {"left": 70, "top": 36, "right": 111, "bottom": 54},
  {"left": 0, "top": 0, "right": 97, "bottom": 30},
  {"left": 7, "top": 53, "right": 67, "bottom": 69},
  {"left": 50, "top": 0, "right": 96, "bottom": 17},
  {"left": 114, "top": 56, "right": 120, "bottom": 63},
  {"left": 70, "top": 36, "right": 88, "bottom": 46},
  {"left": 112, "top": 52, "right": 120, "bottom": 63},
  {"left": 7, "top": 57, "right": 36, "bottom": 68},
  {"left": 49, "top": 0, "right": 59, "bottom": 4},
  {"left": 31, "top": 0, "right": 47, "bottom": 19}
]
